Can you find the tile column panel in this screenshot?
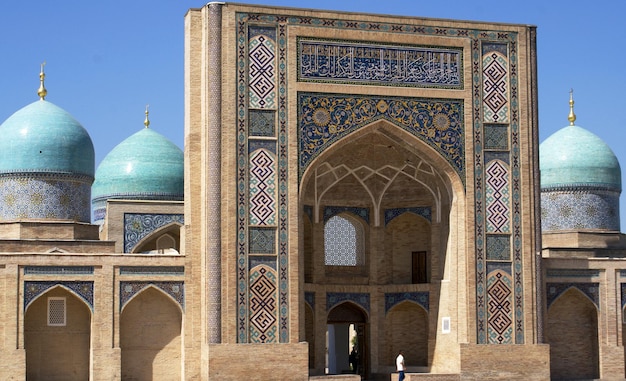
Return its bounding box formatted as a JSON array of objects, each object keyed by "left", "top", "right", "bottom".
[{"left": 207, "top": 1, "right": 222, "bottom": 344}]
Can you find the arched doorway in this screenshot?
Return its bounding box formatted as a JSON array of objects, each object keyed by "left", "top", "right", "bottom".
[
  {"left": 327, "top": 302, "right": 367, "bottom": 377},
  {"left": 120, "top": 286, "right": 183, "bottom": 381},
  {"left": 25, "top": 286, "right": 91, "bottom": 381},
  {"left": 547, "top": 287, "right": 599, "bottom": 380}
]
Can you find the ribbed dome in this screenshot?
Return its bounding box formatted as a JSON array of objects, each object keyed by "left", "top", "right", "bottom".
[
  {"left": 92, "top": 127, "right": 183, "bottom": 211},
  {"left": 540, "top": 124, "right": 621, "bottom": 191},
  {"left": 0, "top": 100, "right": 95, "bottom": 177}
]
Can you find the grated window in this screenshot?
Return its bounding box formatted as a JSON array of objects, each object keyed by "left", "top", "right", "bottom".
[
  {"left": 47, "top": 297, "right": 66, "bottom": 326},
  {"left": 324, "top": 214, "right": 364, "bottom": 266}
]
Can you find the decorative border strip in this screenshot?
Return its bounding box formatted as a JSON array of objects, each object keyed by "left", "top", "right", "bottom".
[
  {"left": 119, "top": 266, "right": 185, "bottom": 275},
  {"left": 24, "top": 281, "right": 93, "bottom": 311},
  {"left": 384, "top": 292, "right": 429, "bottom": 313},
  {"left": 298, "top": 37, "right": 462, "bottom": 88},
  {"left": 24, "top": 266, "right": 94, "bottom": 275}
]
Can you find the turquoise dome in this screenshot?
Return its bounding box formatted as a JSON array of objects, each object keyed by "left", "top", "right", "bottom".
[
  {"left": 92, "top": 127, "right": 183, "bottom": 205},
  {"left": 540, "top": 124, "right": 621, "bottom": 191},
  {"left": 0, "top": 100, "right": 95, "bottom": 177}
]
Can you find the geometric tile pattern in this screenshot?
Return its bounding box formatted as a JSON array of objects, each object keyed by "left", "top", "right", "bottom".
[
  {"left": 487, "top": 270, "right": 513, "bottom": 344},
  {"left": 485, "top": 160, "right": 510, "bottom": 233},
  {"left": 541, "top": 190, "right": 620, "bottom": 231},
  {"left": 486, "top": 235, "right": 510, "bottom": 261},
  {"left": 237, "top": 11, "right": 521, "bottom": 345},
  {"left": 482, "top": 49, "right": 509, "bottom": 123},
  {"left": 324, "top": 206, "right": 370, "bottom": 224},
  {"left": 298, "top": 39, "right": 462, "bottom": 88},
  {"left": 484, "top": 124, "right": 509, "bottom": 150},
  {"left": 120, "top": 281, "right": 185, "bottom": 311},
  {"left": 123, "top": 213, "right": 184, "bottom": 253},
  {"left": 249, "top": 227, "right": 276, "bottom": 254},
  {"left": 249, "top": 110, "right": 276, "bottom": 137},
  {"left": 249, "top": 149, "right": 276, "bottom": 225},
  {"left": 0, "top": 175, "right": 92, "bottom": 222},
  {"left": 24, "top": 281, "right": 94, "bottom": 311},
  {"left": 327, "top": 292, "right": 370, "bottom": 315},
  {"left": 324, "top": 215, "right": 364, "bottom": 266},
  {"left": 384, "top": 207, "right": 431, "bottom": 225},
  {"left": 24, "top": 266, "right": 94, "bottom": 275},
  {"left": 384, "top": 292, "right": 429, "bottom": 313},
  {"left": 249, "top": 265, "right": 277, "bottom": 343},
  {"left": 546, "top": 282, "right": 599, "bottom": 309},
  {"left": 298, "top": 93, "right": 464, "bottom": 181},
  {"left": 249, "top": 29, "right": 276, "bottom": 109},
  {"left": 476, "top": 39, "right": 522, "bottom": 344}
]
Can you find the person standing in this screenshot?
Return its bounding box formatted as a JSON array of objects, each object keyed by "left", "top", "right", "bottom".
[{"left": 396, "top": 350, "right": 405, "bottom": 381}]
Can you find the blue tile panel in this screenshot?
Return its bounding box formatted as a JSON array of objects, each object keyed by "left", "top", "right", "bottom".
[
  {"left": 123, "top": 213, "right": 184, "bottom": 253},
  {"left": 120, "top": 281, "right": 184, "bottom": 311},
  {"left": 541, "top": 190, "right": 620, "bottom": 231},
  {"left": 327, "top": 292, "right": 370, "bottom": 315},
  {"left": 25, "top": 281, "right": 94, "bottom": 311},
  {"left": 0, "top": 174, "right": 92, "bottom": 222},
  {"left": 298, "top": 93, "right": 464, "bottom": 182},
  {"left": 385, "top": 292, "right": 429, "bottom": 313},
  {"left": 298, "top": 38, "right": 462, "bottom": 88},
  {"left": 546, "top": 282, "right": 599, "bottom": 309}
]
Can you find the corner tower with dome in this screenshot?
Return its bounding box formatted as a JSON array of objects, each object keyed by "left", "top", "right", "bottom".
[{"left": 541, "top": 92, "right": 626, "bottom": 380}]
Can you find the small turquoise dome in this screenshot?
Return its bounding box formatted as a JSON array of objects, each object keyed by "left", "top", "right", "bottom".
[
  {"left": 92, "top": 127, "right": 183, "bottom": 219},
  {"left": 0, "top": 100, "right": 95, "bottom": 177},
  {"left": 540, "top": 124, "right": 621, "bottom": 191}
]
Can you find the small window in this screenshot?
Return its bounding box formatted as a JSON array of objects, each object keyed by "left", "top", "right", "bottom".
[
  {"left": 47, "top": 297, "right": 66, "bottom": 326},
  {"left": 324, "top": 214, "right": 365, "bottom": 266},
  {"left": 412, "top": 251, "right": 428, "bottom": 284}
]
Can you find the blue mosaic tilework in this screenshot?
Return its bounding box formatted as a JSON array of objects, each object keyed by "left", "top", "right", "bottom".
[
  {"left": 305, "top": 291, "right": 315, "bottom": 309},
  {"left": 547, "top": 269, "right": 600, "bottom": 278},
  {"left": 249, "top": 27, "right": 276, "bottom": 109},
  {"left": 249, "top": 149, "right": 277, "bottom": 226},
  {"left": 119, "top": 266, "right": 184, "bottom": 275},
  {"left": 541, "top": 190, "right": 620, "bottom": 231},
  {"left": 249, "top": 110, "right": 276, "bottom": 137},
  {"left": 487, "top": 270, "right": 513, "bottom": 343},
  {"left": 24, "top": 266, "right": 94, "bottom": 275},
  {"left": 384, "top": 207, "right": 431, "bottom": 225},
  {"left": 482, "top": 44, "right": 509, "bottom": 123},
  {"left": 25, "top": 281, "right": 93, "bottom": 311},
  {"left": 249, "top": 227, "right": 276, "bottom": 254},
  {"left": 298, "top": 93, "right": 464, "bottom": 182},
  {"left": 384, "top": 292, "right": 429, "bottom": 313},
  {"left": 298, "top": 38, "right": 462, "bottom": 88},
  {"left": 546, "top": 282, "right": 599, "bottom": 308},
  {"left": 327, "top": 292, "right": 370, "bottom": 315},
  {"left": 474, "top": 39, "right": 522, "bottom": 344},
  {"left": 249, "top": 255, "right": 277, "bottom": 270},
  {"left": 486, "top": 235, "right": 510, "bottom": 261},
  {"left": 124, "top": 213, "right": 184, "bottom": 253},
  {"left": 621, "top": 283, "right": 626, "bottom": 309},
  {"left": 485, "top": 160, "right": 510, "bottom": 233},
  {"left": 324, "top": 206, "right": 369, "bottom": 224},
  {"left": 249, "top": 140, "right": 277, "bottom": 155},
  {"left": 237, "top": 10, "right": 520, "bottom": 345},
  {"left": 0, "top": 175, "right": 91, "bottom": 222},
  {"left": 120, "top": 281, "right": 184, "bottom": 311},
  {"left": 249, "top": 265, "right": 278, "bottom": 343}
]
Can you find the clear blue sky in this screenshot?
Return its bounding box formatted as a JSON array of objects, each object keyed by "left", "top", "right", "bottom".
[{"left": 2, "top": 1, "right": 626, "bottom": 225}]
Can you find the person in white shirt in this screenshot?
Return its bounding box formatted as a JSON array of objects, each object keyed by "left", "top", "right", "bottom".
[{"left": 396, "top": 350, "right": 405, "bottom": 381}]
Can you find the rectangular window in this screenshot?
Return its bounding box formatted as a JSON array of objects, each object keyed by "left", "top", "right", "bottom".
[
  {"left": 412, "top": 251, "right": 428, "bottom": 284},
  {"left": 47, "top": 297, "right": 66, "bottom": 326}
]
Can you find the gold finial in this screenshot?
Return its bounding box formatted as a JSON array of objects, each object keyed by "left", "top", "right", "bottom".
[
  {"left": 37, "top": 62, "right": 47, "bottom": 100},
  {"left": 144, "top": 104, "right": 150, "bottom": 128},
  {"left": 567, "top": 88, "right": 576, "bottom": 125}
]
